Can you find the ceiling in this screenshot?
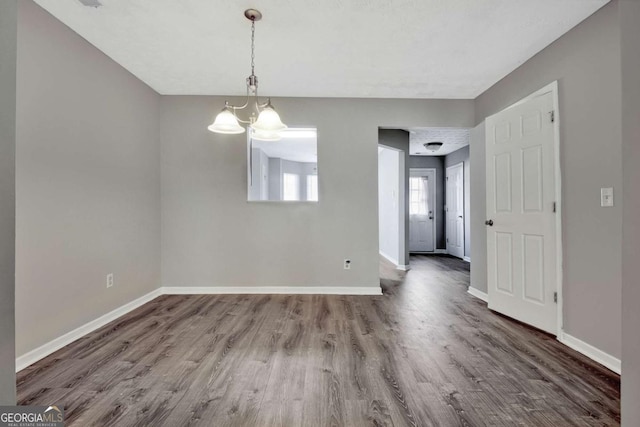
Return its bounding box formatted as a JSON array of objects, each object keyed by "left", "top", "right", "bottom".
[
  {"left": 34, "top": 0, "right": 608, "bottom": 98},
  {"left": 252, "top": 129, "right": 317, "bottom": 163},
  {"left": 409, "top": 128, "right": 470, "bottom": 156}
]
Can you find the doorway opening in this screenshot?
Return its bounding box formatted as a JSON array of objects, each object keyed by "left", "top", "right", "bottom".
[
  {"left": 377, "top": 145, "right": 406, "bottom": 270},
  {"left": 408, "top": 127, "right": 471, "bottom": 262},
  {"left": 378, "top": 127, "right": 472, "bottom": 274}
]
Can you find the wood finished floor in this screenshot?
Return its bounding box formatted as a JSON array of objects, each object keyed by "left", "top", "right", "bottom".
[{"left": 17, "top": 255, "right": 620, "bottom": 426}]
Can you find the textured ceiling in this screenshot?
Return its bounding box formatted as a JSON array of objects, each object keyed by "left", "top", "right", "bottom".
[
  {"left": 410, "top": 128, "right": 470, "bottom": 156},
  {"left": 34, "top": 0, "right": 608, "bottom": 98}
]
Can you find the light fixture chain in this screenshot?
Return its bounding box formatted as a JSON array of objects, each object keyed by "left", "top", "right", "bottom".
[
  {"left": 251, "top": 19, "right": 255, "bottom": 76},
  {"left": 208, "top": 9, "right": 286, "bottom": 135}
]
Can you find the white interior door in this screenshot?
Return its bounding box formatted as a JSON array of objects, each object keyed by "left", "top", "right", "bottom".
[
  {"left": 409, "top": 169, "right": 435, "bottom": 252},
  {"left": 485, "top": 90, "right": 558, "bottom": 334},
  {"left": 446, "top": 163, "right": 464, "bottom": 258}
]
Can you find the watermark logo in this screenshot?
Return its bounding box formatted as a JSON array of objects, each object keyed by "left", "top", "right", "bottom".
[{"left": 0, "top": 405, "right": 64, "bottom": 427}]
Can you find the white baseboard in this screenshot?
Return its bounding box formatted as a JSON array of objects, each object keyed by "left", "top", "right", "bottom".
[
  {"left": 16, "top": 288, "right": 162, "bottom": 372},
  {"left": 161, "top": 286, "right": 383, "bottom": 296},
  {"left": 467, "top": 287, "right": 488, "bottom": 303},
  {"left": 380, "top": 251, "right": 408, "bottom": 271},
  {"left": 16, "top": 283, "right": 383, "bottom": 372},
  {"left": 463, "top": 256, "right": 471, "bottom": 263},
  {"left": 379, "top": 251, "right": 399, "bottom": 266},
  {"left": 464, "top": 293, "right": 620, "bottom": 374},
  {"left": 558, "top": 331, "right": 621, "bottom": 375},
  {"left": 19, "top": 285, "right": 620, "bottom": 379},
  {"left": 435, "top": 249, "right": 448, "bottom": 254}
]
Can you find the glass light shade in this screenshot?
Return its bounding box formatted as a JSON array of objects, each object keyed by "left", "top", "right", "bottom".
[
  {"left": 208, "top": 108, "right": 245, "bottom": 134},
  {"left": 251, "top": 129, "right": 282, "bottom": 141},
  {"left": 251, "top": 105, "right": 287, "bottom": 133}
]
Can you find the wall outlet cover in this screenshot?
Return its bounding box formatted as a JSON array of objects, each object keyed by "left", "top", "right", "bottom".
[
  {"left": 106, "top": 273, "right": 114, "bottom": 288},
  {"left": 601, "top": 187, "right": 614, "bottom": 207}
]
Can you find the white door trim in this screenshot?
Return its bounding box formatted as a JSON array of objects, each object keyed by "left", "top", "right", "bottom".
[
  {"left": 409, "top": 168, "right": 437, "bottom": 253},
  {"left": 378, "top": 144, "right": 407, "bottom": 267},
  {"left": 485, "top": 80, "right": 563, "bottom": 337}
]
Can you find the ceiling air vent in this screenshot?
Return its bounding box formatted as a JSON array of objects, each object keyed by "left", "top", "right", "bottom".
[
  {"left": 424, "top": 142, "right": 443, "bottom": 152},
  {"left": 78, "top": 0, "right": 102, "bottom": 7}
]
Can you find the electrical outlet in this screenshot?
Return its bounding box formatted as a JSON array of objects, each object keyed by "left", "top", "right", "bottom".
[
  {"left": 106, "top": 273, "right": 114, "bottom": 288},
  {"left": 344, "top": 259, "right": 351, "bottom": 270}
]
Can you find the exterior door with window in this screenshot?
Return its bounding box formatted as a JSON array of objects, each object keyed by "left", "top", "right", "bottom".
[{"left": 409, "top": 169, "right": 435, "bottom": 252}]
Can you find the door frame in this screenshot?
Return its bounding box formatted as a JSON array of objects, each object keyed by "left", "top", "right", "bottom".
[
  {"left": 484, "top": 80, "right": 563, "bottom": 337},
  {"left": 409, "top": 168, "right": 437, "bottom": 253},
  {"left": 446, "top": 162, "right": 465, "bottom": 258},
  {"left": 378, "top": 145, "right": 407, "bottom": 269}
]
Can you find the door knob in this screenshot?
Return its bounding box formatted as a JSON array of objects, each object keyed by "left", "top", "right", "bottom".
[{"left": 485, "top": 219, "right": 494, "bottom": 226}]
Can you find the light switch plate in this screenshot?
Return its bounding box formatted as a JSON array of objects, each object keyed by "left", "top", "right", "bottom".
[{"left": 601, "top": 187, "right": 614, "bottom": 207}]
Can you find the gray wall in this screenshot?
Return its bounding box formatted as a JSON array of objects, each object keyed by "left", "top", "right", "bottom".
[
  {"left": 445, "top": 146, "right": 471, "bottom": 258},
  {"left": 620, "top": 0, "right": 640, "bottom": 424},
  {"left": 475, "top": 1, "right": 622, "bottom": 358},
  {"left": 161, "top": 98, "right": 474, "bottom": 287},
  {"left": 469, "top": 123, "right": 487, "bottom": 293},
  {"left": 15, "top": 1, "right": 161, "bottom": 356},
  {"left": 0, "top": 0, "right": 17, "bottom": 405},
  {"left": 409, "top": 155, "right": 446, "bottom": 249}
]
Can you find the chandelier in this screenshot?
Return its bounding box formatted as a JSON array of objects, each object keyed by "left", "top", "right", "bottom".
[{"left": 207, "top": 9, "right": 287, "bottom": 141}]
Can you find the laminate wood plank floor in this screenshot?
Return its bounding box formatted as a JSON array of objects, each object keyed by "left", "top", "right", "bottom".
[{"left": 17, "top": 255, "right": 620, "bottom": 426}]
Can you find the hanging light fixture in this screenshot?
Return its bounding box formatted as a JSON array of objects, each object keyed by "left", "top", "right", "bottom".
[{"left": 208, "top": 9, "right": 287, "bottom": 140}]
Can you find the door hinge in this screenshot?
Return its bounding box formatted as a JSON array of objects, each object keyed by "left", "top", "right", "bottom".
[
  {"left": 550, "top": 110, "right": 555, "bottom": 123},
  {"left": 553, "top": 292, "right": 558, "bottom": 303},
  {"left": 553, "top": 202, "right": 556, "bottom": 213}
]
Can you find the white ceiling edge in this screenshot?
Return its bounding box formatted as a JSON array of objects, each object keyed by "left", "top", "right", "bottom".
[{"left": 33, "top": 0, "right": 609, "bottom": 98}]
